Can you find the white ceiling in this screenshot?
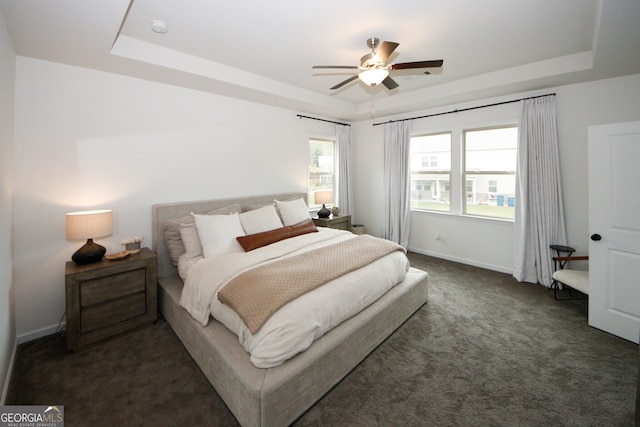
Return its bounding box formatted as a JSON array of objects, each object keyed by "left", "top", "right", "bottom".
[{"left": 1, "top": 0, "right": 639, "bottom": 121}]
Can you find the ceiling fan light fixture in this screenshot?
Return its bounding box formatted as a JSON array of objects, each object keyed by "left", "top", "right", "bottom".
[{"left": 359, "top": 68, "right": 389, "bottom": 86}]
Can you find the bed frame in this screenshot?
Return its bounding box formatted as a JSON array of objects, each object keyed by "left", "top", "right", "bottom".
[{"left": 152, "top": 193, "right": 429, "bottom": 426}]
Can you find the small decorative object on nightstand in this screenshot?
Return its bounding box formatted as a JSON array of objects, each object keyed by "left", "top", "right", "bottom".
[
  {"left": 121, "top": 236, "right": 143, "bottom": 254},
  {"left": 313, "top": 214, "right": 352, "bottom": 231},
  {"left": 331, "top": 206, "right": 340, "bottom": 216},
  {"left": 65, "top": 247, "right": 157, "bottom": 351}
]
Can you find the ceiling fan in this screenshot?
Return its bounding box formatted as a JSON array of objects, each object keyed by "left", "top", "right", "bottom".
[{"left": 312, "top": 37, "right": 444, "bottom": 90}]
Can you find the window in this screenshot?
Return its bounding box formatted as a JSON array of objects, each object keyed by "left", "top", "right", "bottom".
[
  {"left": 410, "top": 125, "right": 518, "bottom": 220},
  {"left": 464, "top": 126, "right": 518, "bottom": 219},
  {"left": 308, "top": 137, "right": 336, "bottom": 208},
  {"left": 410, "top": 133, "right": 451, "bottom": 212}
]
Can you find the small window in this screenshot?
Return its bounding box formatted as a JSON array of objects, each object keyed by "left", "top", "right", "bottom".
[
  {"left": 463, "top": 126, "right": 518, "bottom": 219},
  {"left": 410, "top": 133, "right": 452, "bottom": 212},
  {"left": 308, "top": 137, "right": 336, "bottom": 208}
]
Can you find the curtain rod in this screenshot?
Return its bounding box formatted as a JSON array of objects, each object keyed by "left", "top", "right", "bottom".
[
  {"left": 372, "top": 93, "right": 556, "bottom": 127},
  {"left": 297, "top": 114, "right": 350, "bottom": 127}
]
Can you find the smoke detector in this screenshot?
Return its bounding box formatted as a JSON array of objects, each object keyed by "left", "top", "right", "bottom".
[{"left": 150, "top": 20, "right": 168, "bottom": 34}]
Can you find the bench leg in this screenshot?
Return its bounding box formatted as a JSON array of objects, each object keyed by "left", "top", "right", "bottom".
[{"left": 552, "top": 280, "right": 587, "bottom": 301}]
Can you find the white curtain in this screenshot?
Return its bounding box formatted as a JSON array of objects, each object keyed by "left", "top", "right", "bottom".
[
  {"left": 383, "top": 121, "right": 411, "bottom": 248},
  {"left": 336, "top": 124, "right": 354, "bottom": 216},
  {"left": 513, "top": 95, "right": 567, "bottom": 287}
]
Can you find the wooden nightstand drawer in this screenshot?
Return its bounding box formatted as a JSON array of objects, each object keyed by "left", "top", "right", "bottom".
[
  {"left": 65, "top": 247, "right": 157, "bottom": 351},
  {"left": 313, "top": 214, "right": 352, "bottom": 231},
  {"left": 330, "top": 221, "right": 349, "bottom": 230},
  {"left": 81, "top": 292, "right": 147, "bottom": 333},
  {"left": 80, "top": 268, "right": 146, "bottom": 307}
]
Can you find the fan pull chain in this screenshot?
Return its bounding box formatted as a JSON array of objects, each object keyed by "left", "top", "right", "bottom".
[{"left": 370, "top": 94, "right": 376, "bottom": 117}]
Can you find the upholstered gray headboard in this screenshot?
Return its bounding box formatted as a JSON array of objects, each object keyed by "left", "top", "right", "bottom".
[{"left": 152, "top": 193, "right": 307, "bottom": 279}]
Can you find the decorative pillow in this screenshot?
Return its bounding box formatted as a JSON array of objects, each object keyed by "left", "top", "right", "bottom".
[
  {"left": 164, "top": 204, "right": 241, "bottom": 266},
  {"left": 239, "top": 204, "right": 283, "bottom": 235},
  {"left": 236, "top": 219, "right": 318, "bottom": 252},
  {"left": 276, "top": 198, "right": 311, "bottom": 226},
  {"left": 179, "top": 223, "right": 202, "bottom": 259},
  {"left": 193, "top": 212, "right": 245, "bottom": 258},
  {"left": 177, "top": 223, "right": 205, "bottom": 280}
]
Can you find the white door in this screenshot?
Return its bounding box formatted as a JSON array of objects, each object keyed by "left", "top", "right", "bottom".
[{"left": 588, "top": 121, "right": 640, "bottom": 343}]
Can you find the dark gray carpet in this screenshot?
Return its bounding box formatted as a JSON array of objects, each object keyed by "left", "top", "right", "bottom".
[{"left": 7, "top": 253, "right": 638, "bottom": 426}]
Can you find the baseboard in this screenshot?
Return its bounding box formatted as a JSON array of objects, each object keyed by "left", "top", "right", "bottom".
[
  {"left": 1, "top": 336, "right": 17, "bottom": 404},
  {"left": 17, "top": 322, "right": 61, "bottom": 345},
  {"left": 408, "top": 247, "right": 513, "bottom": 275}
]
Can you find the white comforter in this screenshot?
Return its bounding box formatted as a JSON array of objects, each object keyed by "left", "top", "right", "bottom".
[{"left": 180, "top": 228, "right": 409, "bottom": 368}]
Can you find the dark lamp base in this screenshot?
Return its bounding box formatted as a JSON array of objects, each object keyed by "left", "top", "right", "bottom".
[
  {"left": 72, "top": 238, "right": 106, "bottom": 265},
  {"left": 317, "top": 204, "right": 331, "bottom": 218}
]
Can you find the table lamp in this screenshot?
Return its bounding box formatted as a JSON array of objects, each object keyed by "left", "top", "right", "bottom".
[
  {"left": 66, "top": 209, "right": 113, "bottom": 265},
  {"left": 314, "top": 191, "right": 333, "bottom": 218}
]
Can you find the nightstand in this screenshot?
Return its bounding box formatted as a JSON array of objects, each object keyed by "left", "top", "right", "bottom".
[
  {"left": 65, "top": 247, "right": 157, "bottom": 351},
  {"left": 313, "top": 214, "right": 352, "bottom": 231}
]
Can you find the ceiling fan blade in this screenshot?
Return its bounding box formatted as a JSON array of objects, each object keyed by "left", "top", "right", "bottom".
[
  {"left": 390, "top": 59, "right": 444, "bottom": 70},
  {"left": 381, "top": 76, "right": 399, "bottom": 90},
  {"left": 330, "top": 75, "right": 359, "bottom": 90},
  {"left": 312, "top": 65, "right": 359, "bottom": 69},
  {"left": 377, "top": 41, "right": 399, "bottom": 63}
]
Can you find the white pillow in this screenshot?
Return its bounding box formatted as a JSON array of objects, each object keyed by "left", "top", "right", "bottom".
[
  {"left": 239, "top": 204, "right": 283, "bottom": 234},
  {"left": 193, "top": 212, "right": 245, "bottom": 258},
  {"left": 276, "top": 198, "right": 311, "bottom": 226}
]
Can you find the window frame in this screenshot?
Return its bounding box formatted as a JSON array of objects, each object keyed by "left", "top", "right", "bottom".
[
  {"left": 409, "top": 132, "right": 453, "bottom": 213},
  {"left": 307, "top": 136, "right": 337, "bottom": 209},
  {"left": 462, "top": 125, "right": 518, "bottom": 220},
  {"left": 409, "top": 122, "right": 518, "bottom": 222}
]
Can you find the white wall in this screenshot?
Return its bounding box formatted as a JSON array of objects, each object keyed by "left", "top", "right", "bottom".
[
  {"left": 353, "top": 74, "right": 640, "bottom": 274},
  {"left": 12, "top": 57, "right": 336, "bottom": 340},
  {"left": 0, "top": 8, "right": 16, "bottom": 402},
  {"left": 555, "top": 74, "right": 640, "bottom": 255},
  {"left": 10, "top": 53, "right": 640, "bottom": 340}
]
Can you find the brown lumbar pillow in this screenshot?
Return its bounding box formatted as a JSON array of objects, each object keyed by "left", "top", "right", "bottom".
[{"left": 236, "top": 219, "right": 318, "bottom": 252}]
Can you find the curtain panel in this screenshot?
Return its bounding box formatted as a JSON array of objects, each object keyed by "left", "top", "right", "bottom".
[
  {"left": 383, "top": 121, "right": 411, "bottom": 248},
  {"left": 336, "top": 124, "right": 354, "bottom": 216},
  {"left": 513, "top": 95, "right": 568, "bottom": 286}
]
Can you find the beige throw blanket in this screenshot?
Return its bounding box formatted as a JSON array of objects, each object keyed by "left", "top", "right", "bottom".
[{"left": 217, "top": 234, "right": 406, "bottom": 334}]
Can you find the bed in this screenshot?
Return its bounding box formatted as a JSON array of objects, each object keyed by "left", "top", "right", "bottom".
[{"left": 152, "top": 193, "right": 429, "bottom": 426}]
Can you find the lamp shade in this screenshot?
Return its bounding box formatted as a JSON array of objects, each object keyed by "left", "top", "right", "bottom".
[
  {"left": 314, "top": 191, "right": 333, "bottom": 205},
  {"left": 314, "top": 191, "right": 333, "bottom": 218},
  {"left": 66, "top": 210, "right": 113, "bottom": 241},
  {"left": 66, "top": 210, "right": 113, "bottom": 265},
  {"left": 358, "top": 68, "right": 389, "bottom": 86}
]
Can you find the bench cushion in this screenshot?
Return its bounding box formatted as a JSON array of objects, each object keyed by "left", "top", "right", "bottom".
[{"left": 552, "top": 269, "right": 589, "bottom": 294}]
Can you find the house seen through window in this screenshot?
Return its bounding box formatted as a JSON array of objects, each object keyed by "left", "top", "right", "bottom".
[
  {"left": 410, "top": 133, "right": 452, "bottom": 212},
  {"left": 464, "top": 126, "right": 518, "bottom": 219},
  {"left": 410, "top": 125, "right": 518, "bottom": 219},
  {"left": 308, "top": 137, "right": 336, "bottom": 209}
]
